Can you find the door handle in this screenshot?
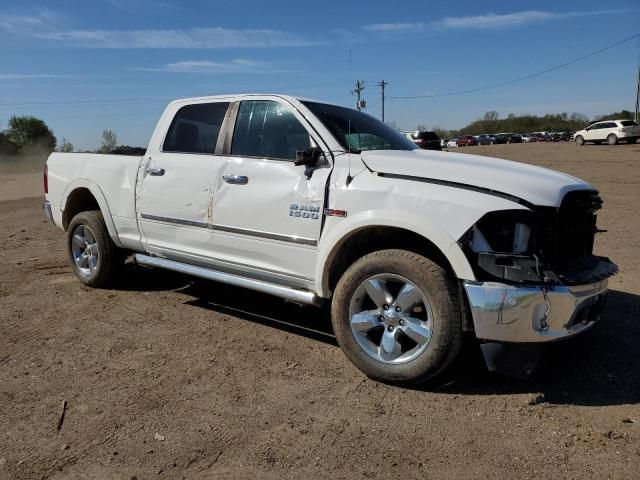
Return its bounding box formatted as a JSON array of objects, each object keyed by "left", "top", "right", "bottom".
[
  {"left": 146, "top": 167, "right": 165, "bottom": 176},
  {"left": 223, "top": 175, "right": 248, "bottom": 185}
]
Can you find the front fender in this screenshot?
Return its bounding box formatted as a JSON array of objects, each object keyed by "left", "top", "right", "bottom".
[
  {"left": 315, "top": 210, "right": 476, "bottom": 298},
  {"left": 61, "top": 179, "right": 123, "bottom": 248}
]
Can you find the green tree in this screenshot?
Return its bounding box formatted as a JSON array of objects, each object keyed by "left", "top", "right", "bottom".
[
  {"left": 0, "top": 131, "right": 19, "bottom": 155},
  {"left": 98, "top": 129, "right": 118, "bottom": 153},
  {"left": 5, "top": 115, "right": 56, "bottom": 153},
  {"left": 59, "top": 137, "right": 74, "bottom": 152},
  {"left": 593, "top": 110, "right": 634, "bottom": 122}
]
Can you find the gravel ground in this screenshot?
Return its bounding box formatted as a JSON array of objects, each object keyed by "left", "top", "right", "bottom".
[{"left": 0, "top": 142, "right": 639, "bottom": 479}]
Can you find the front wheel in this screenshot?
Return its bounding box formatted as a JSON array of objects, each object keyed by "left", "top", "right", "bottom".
[
  {"left": 607, "top": 134, "right": 618, "bottom": 145},
  {"left": 67, "top": 210, "right": 123, "bottom": 287},
  {"left": 331, "top": 249, "right": 462, "bottom": 385},
  {"left": 575, "top": 135, "right": 585, "bottom": 146}
]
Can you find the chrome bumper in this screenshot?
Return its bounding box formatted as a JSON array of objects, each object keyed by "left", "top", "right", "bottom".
[
  {"left": 463, "top": 279, "right": 609, "bottom": 343},
  {"left": 43, "top": 200, "right": 54, "bottom": 224}
]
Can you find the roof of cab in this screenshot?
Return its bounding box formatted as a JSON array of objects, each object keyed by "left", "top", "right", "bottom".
[{"left": 169, "top": 93, "right": 330, "bottom": 106}]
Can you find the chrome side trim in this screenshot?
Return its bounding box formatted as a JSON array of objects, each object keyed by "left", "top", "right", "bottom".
[
  {"left": 141, "top": 213, "right": 210, "bottom": 229},
  {"left": 134, "top": 254, "right": 321, "bottom": 306},
  {"left": 212, "top": 224, "right": 317, "bottom": 246},
  {"left": 150, "top": 244, "right": 314, "bottom": 287},
  {"left": 139, "top": 214, "right": 318, "bottom": 246}
]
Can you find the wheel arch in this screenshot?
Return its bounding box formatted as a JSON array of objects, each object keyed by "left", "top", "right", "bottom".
[
  {"left": 317, "top": 216, "right": 475, "bottom": 298},
  {"left": 61, "top": 180, "right": 123, "bottom": 248}
]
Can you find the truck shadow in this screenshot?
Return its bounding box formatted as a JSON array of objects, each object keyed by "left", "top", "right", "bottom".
[{"left": 118, "top": 266, "right": 639, "bottom": 407}]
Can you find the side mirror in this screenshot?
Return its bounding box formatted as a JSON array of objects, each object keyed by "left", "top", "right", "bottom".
[{"left": 294, "top": 146, "right": 323, "bottom": 166}]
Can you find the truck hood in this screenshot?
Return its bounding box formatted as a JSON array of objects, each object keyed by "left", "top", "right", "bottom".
[{"left": 360, "top": 149, "right": 594, "bottom": 207}]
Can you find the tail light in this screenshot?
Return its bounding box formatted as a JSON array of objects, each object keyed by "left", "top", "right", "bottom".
[{"left": 44, "top": 163, "right": 48, "bottom": 194}]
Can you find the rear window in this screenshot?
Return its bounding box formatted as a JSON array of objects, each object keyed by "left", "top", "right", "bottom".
[
  {"left": 620, "top": 120, "right": 638, "bottom": 127},
  {"left": 163, "top": 102, "right": 229, "bottom": 154}
]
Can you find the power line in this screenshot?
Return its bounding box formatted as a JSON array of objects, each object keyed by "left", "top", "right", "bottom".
[{"left": 391, "top": 31, "right": 640, "bottom": 100}]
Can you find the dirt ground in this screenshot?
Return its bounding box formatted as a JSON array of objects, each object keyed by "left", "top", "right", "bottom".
[{"left": 1, "top": 142, "right": 639, "bottom": 479}]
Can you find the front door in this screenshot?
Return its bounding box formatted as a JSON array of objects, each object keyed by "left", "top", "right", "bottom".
[
  {"left": 137, "top": 101, "right": 229, "bottom": 261},
  {"left": 211, "top": 99, "right": 331, "bottom": 284}
]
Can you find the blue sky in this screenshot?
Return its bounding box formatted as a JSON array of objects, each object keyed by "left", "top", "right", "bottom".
[{"left": 1, "top": 0, "right": 639, "bottom": 150}]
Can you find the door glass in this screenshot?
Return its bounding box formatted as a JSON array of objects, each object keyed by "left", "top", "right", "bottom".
[
  {"left": 163, "top": 102, "right": 230, "bottom": 154},
  {"left": 231, "top": 100, "right": 310, "bottom": 160}
]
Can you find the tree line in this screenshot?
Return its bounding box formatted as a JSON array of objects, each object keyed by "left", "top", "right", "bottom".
[
  {"left": 0, "top": 115, "right": 144, "bottom": 157},
  {"left": 425, "top": 109, "right": 635, "bottom": 139}
]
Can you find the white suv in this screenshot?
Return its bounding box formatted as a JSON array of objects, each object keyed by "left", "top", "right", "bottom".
[{"left": 574, "top": 119, "right": 640, "bottom": 145}]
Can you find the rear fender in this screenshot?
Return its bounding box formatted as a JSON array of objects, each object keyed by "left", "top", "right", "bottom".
[{"left": 61, "top": 179, "right": 123, "bottom": 248}]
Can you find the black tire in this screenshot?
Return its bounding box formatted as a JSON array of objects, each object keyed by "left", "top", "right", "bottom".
[
  {"left": 67, "top": 210, "right": 123, "bottom": 287},
  {"left": 575, "top": 135, "right": 584, "bottom": 146},
  {"left": 607, "top": 134, "right": 618, "bottom": 145},
  {"left": 331, "top": 249, "right": 462, "bottom": 385}
]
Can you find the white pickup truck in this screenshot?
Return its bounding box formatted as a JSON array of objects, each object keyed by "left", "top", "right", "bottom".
[{"left": 44, "top": 94, "right": 617, "bottom": 384}]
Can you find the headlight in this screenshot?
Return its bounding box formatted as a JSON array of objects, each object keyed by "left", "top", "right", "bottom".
[
  {"left": 460, "top": 210, "right": 545, "bottom": 284},
  {"left": 466, "top": 210, "right": 534, "bottom": 254}
]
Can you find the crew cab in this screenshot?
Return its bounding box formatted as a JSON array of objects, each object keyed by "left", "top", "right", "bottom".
[{"left": 43, "top": 94, "right": 617, "bottom": 385}]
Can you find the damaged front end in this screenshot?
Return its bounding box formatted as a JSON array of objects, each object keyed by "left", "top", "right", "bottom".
[{"left": 459, "top": 190, "right": 618, "bottom": 345}]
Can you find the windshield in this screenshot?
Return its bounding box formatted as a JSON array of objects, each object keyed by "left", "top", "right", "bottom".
[{"left": 302, "top": 101, "right": 416, "bottom": 153}]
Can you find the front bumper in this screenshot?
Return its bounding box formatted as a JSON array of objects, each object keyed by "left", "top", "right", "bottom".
[{"left": 464, "top": 278, "right": 610, "bottom": 343}]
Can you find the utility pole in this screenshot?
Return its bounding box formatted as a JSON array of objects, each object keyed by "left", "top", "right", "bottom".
[
  {"left": 635, "top": 64, "right": 640, "bottom": 124},
  {"left": 353, "top": 80, "right": 365, "bottom": 111},
  {"left": 376, "top": 80, "right": 388, "bottom": 122}
]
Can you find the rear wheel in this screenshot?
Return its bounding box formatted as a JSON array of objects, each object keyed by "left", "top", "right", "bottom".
[
  {"left": 575, "top": 135, "right": 585, "bottom": 146},
  {"left": 331, "top": 249, "right": 462, "bottom": 385},
  {"left": 607, "top": 134, "right": 618, "bottom": 145},
  {"left": 67, "top": 210, "right": 123, "bottom": 287}
]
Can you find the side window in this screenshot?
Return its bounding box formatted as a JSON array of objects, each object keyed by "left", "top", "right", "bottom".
[
  {"left": 231, "top": 100, "right": 311, "bottom": 160},
  {"left": 163, "top": 102, "right": 229, "bottom": 154}
]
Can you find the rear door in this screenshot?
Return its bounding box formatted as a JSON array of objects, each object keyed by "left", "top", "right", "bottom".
[
  {"left": 210, "top": 99, "right": 331, "bottom": 284},
  {"left": 137, "top": 101, "right": 230, "bottom": 261}
]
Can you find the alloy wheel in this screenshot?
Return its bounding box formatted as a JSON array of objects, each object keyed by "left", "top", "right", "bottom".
[
  {"left": 71, "top": 224, "right": 99, "bottom": 277},
  {"left": 349, "top": 274, "right": 433, "bottom": 364}
]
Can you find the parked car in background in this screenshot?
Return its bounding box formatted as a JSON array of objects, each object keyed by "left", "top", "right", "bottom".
[
  {"left": 508, "top": 134, "right": 523, "bottom": 144},
  {"left": 574, "top": 120, "right": 640, "bottom": 145},
  {"left": 558, "top": 132, "right": 572, "bottom": 141},
  {"left": 403, "top": 130, "right": 442, "bottom": 151},
  {"left": 530, "top": 133, "right": 544, "bottom": 142},
  {"left": 446, "top": 138, "right": 459, "bottom": 148},
  {"left": 490, "top": 134, "right": 509, "bottom": 145},
  {"left": 477, "top": 134, "right": 493, "bottom": 145},
  {"left": 521, "top": 133, "right": 537, "bottom": 143},
  {"left": 533, "top": 132, "right": 551, "bottom": 142},
  {"left": 440, "top": 138, "right": 448, "bottom": 148},
  {"left": 457, "top": 135, "right": 478, "bottom": 147}
]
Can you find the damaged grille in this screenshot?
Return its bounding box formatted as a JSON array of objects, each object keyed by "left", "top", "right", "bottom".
[{"left": 535, "top": 190, "right": 602, "bottom": 273}]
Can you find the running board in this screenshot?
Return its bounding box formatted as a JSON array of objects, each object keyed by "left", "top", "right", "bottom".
[{"left": 133, "top": 254, "right": 321, "bottom": 306}]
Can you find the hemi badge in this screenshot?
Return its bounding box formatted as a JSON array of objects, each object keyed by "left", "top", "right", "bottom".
[{"left": 324, "top": 208, "right": 347, "bottom": 217}]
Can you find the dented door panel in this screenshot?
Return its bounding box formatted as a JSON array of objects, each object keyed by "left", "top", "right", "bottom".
[
  {"left": 211, "top": 155, "right": 330, "bottom": 279},
  {"left": 137, "top": 153, "right": 225, "bottom": 260}
]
